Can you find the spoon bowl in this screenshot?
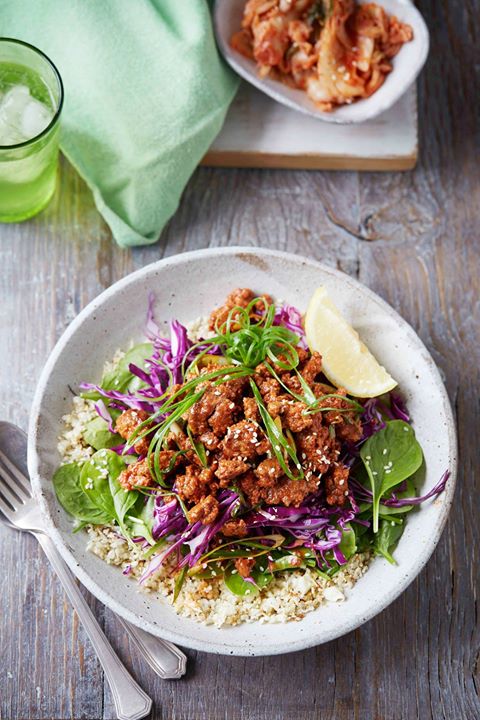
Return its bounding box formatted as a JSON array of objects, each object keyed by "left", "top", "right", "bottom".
[{"left": 214, "top": 0, "right": 429, "bottom": 124}]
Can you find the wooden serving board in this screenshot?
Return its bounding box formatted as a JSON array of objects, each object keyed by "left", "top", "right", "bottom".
[{"left": 202, "top": 81, "right": 418, "bottom": 171}]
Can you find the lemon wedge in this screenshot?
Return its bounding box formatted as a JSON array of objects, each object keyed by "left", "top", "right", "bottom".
[{"left": 304, "top": 286, "right": 397, "bottom": 398}]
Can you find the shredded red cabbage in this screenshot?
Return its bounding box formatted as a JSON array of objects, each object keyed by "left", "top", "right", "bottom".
[
  {"left": 141, "top": 489, "right": 240, "bottom": 582},
  {"left": 350, "top": 470, "right": 450, "bottom": 508},
  {"left": 273, "top": 303, "right": 307, "bottom": 347}
]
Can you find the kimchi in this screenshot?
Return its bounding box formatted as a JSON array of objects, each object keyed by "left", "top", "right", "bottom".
[{"left": 231, "top": 0, "right": 414, "bottom": 111}]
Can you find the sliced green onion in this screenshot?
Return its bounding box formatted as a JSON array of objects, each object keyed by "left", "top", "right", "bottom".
[{"left": 250, "top": 379, "right": 304, "bottom": 480}]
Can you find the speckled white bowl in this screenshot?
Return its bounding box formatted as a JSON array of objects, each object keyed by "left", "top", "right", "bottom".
[
  {"left": 215, "top": 0, "right": 429, "bottom": 124},
  {"left": 28, "top": 247, "right": 456, "bottom": 656}
]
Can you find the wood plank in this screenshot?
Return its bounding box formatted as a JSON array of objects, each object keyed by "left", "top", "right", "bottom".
[
  {"left": 202, "top": 84, "right": 418, "bottom": 172},
  {"left": 202, "top": 150, "right": 417, "bottom": 171},
  {"left": 0, "top": 0, "right": 479, "bottom": 716}
]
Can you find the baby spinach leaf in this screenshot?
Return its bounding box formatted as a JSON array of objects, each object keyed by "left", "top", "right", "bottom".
[
  {"left": 79, "top": 449, "right": 126, "bottom": 520},
  {"left": 53, "top": 462, "right": 111, "bottom": 524},
  {"left": 378, "top": 478, "right": 416, "bottom": 516},
  {"left": 81, "top": 343, "right": 153, "bottom": 400},
  {"left": 109, "top": 474, "right": 140, "bottom": 532},
  {"left": 102, "top": 343, "right": 153, "bottom": 393},
  {"left": 173, "top": 567, "right": 188, "bottom": 602},
  {"left": 269, "top": 554, "right": 302, "bottom": 572},
  {"left": 374, "top": 519, "right": 405, "bottom": 564},
  {"left": 124, "top": 494, "right": 156, "bottom": 545},
  {"left": 338, "top": 523, "right": 357, "bottom": 561},
  {"left": 83, "top": 415, "right": 122, "bottom": 450},
  {"left": 360, "top": 420, "right": 423, "bottom": 533},
  {"left": 224, "top": 565, "right": 271, "bottom": 597}
]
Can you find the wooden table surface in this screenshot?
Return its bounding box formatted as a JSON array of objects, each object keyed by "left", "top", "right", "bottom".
[{"left": 1, "top": 1, "right": 479, "bottom": 718}]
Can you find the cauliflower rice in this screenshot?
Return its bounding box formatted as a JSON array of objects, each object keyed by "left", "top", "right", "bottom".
[{"left": 56, "top": 319, "right": 371, "bottom": 627}]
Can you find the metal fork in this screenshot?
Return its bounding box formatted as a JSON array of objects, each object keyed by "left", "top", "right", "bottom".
[{"left": 0, "top": 422, "right": 184, "bottom": 720}]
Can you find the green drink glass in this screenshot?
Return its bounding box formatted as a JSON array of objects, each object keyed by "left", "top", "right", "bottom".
[{"left": 0, "top": 38, "right": 63, "bottom": 222}]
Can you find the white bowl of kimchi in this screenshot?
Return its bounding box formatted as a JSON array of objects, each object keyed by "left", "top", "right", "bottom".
[{"left": 215, "top": 0, "right": 429, "bottom": 124}]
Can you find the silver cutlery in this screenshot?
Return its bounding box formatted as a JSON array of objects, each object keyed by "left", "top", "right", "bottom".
[{"left": 0, "top": 422, "right": 186, "bottom": 720}]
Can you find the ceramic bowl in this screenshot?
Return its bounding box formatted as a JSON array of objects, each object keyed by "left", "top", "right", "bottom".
[
  {"left": 214, "top": 0, "right": 429, "bottom": 124},
  {"left": 28, "top": 247, "right": 456, "bottom": 656}
]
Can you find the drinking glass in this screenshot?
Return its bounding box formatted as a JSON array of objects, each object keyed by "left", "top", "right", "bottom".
[{"left": 0, "top": 38, "right": 64, "bottom": 222}]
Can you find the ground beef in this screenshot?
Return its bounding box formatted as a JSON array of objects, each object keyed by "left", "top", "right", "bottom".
[
  {"left": 296, "top": 415, "right": 339, "bottom": 474},
  {"left": 135, "top": 290, "right": 364, "bottom": 525},
  {"left": 325, "top": 464, "right": 350, "bottom": 506},
  {"left": 169, "top": 429, "right": 203, "bottom": 467},
  {"left": 221, "top": 519, "right": 248, "bottom": 537},
  {"left": 266, "top": 396, "right": 313, "bottom": 432},
  {"left": 175, "top": 466, "right": 217, "bottom": 504},
  {"left": 186, "top": 378, "right": 247, "bottom": 437},
  {"left": 262, "top": 474, "right": 321, "bottom": 507},
  {"left": 314, "top": 390, "right": 363, "bottom": 444},
  {"left": 118, "top": 458, "right": 153, "bottom": 491},
  {"left": 199, "top": 430, "right": 221, "bottom": 451},
  {"left": 243, "top": 396, "right": 260, "bottom": 422},
  {"left": 254, "top": 458, "right": 283, "bottom": 487},
  {"left": 115, "top": 409, "right": 153, "bottom": 455},
  {"left": 253, "top": 373, "right": 281, "bottom": 403},
  {"left": 221, "top": 419, "right": 269, "bottom": 460},
  {"left": 234, "top": 557, "right": 255, "bottom": 578},
  {"left": 215, "top": 457, "right": 250, "bottom": 485},
  {"left": 208, "top": 397, "right": 238, "bottom": 436},
  {"left": 300, "top": 351, "right": 323, "bottom": 384},
  {"left": 209, "top": 288, "right": 273, "bottom": 331},
  {"left": 188, "top": 495, "right": 219, "bottom": 525},
  {"left": 187, "top": 388, "right": 223, "bottom": 436}
]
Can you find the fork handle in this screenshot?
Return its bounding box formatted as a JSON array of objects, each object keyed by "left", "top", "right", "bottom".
[
  {"left": 116, "top": 616, "right": 187, "bottom": 680},
  {"left": 35, "top": 533, "right": 152, "bottom": 720}
]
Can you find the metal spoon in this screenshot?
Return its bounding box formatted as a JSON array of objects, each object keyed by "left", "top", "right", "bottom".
[{"left": 0, "top": 422, "right": 186, "bottom": 719}]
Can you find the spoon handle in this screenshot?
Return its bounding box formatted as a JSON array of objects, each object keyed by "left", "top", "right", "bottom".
[{"left": 36, "top": 532, "right": 152, "bottom": 720}]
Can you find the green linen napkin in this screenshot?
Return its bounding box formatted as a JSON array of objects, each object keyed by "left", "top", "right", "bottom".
[{"left": 1, "top": 0, "right": 238, "bottom": 246}]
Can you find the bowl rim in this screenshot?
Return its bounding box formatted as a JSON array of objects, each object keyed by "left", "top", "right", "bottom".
[
  {"left": 214, "top": 0, "right": 430, "bottom": 125},
  {"left": 28, "top": 246, "right": 457, "bottom": 656}
]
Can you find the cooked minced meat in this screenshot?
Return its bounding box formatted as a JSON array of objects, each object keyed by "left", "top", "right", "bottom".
[{"left": 113, "top": 289, "right": 362, "bottom": 535}]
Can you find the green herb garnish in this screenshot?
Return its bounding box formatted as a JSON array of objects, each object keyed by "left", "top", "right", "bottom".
[{"left": 360, "top": 420, "right": 423, "bottom": 533}]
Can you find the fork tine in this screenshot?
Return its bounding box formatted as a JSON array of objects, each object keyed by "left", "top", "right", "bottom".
[
  {"left": 0, "top": 492, "right": 15, "bottom": 520},
  {"left": 0, "top": 449, "right": 31, "bottom": 495},
  {"left": 0, "top": 460, "right": 30, "bottom": 502},
  {"left": 0, "top": 472, "right": 25, "bottom": 507}
]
